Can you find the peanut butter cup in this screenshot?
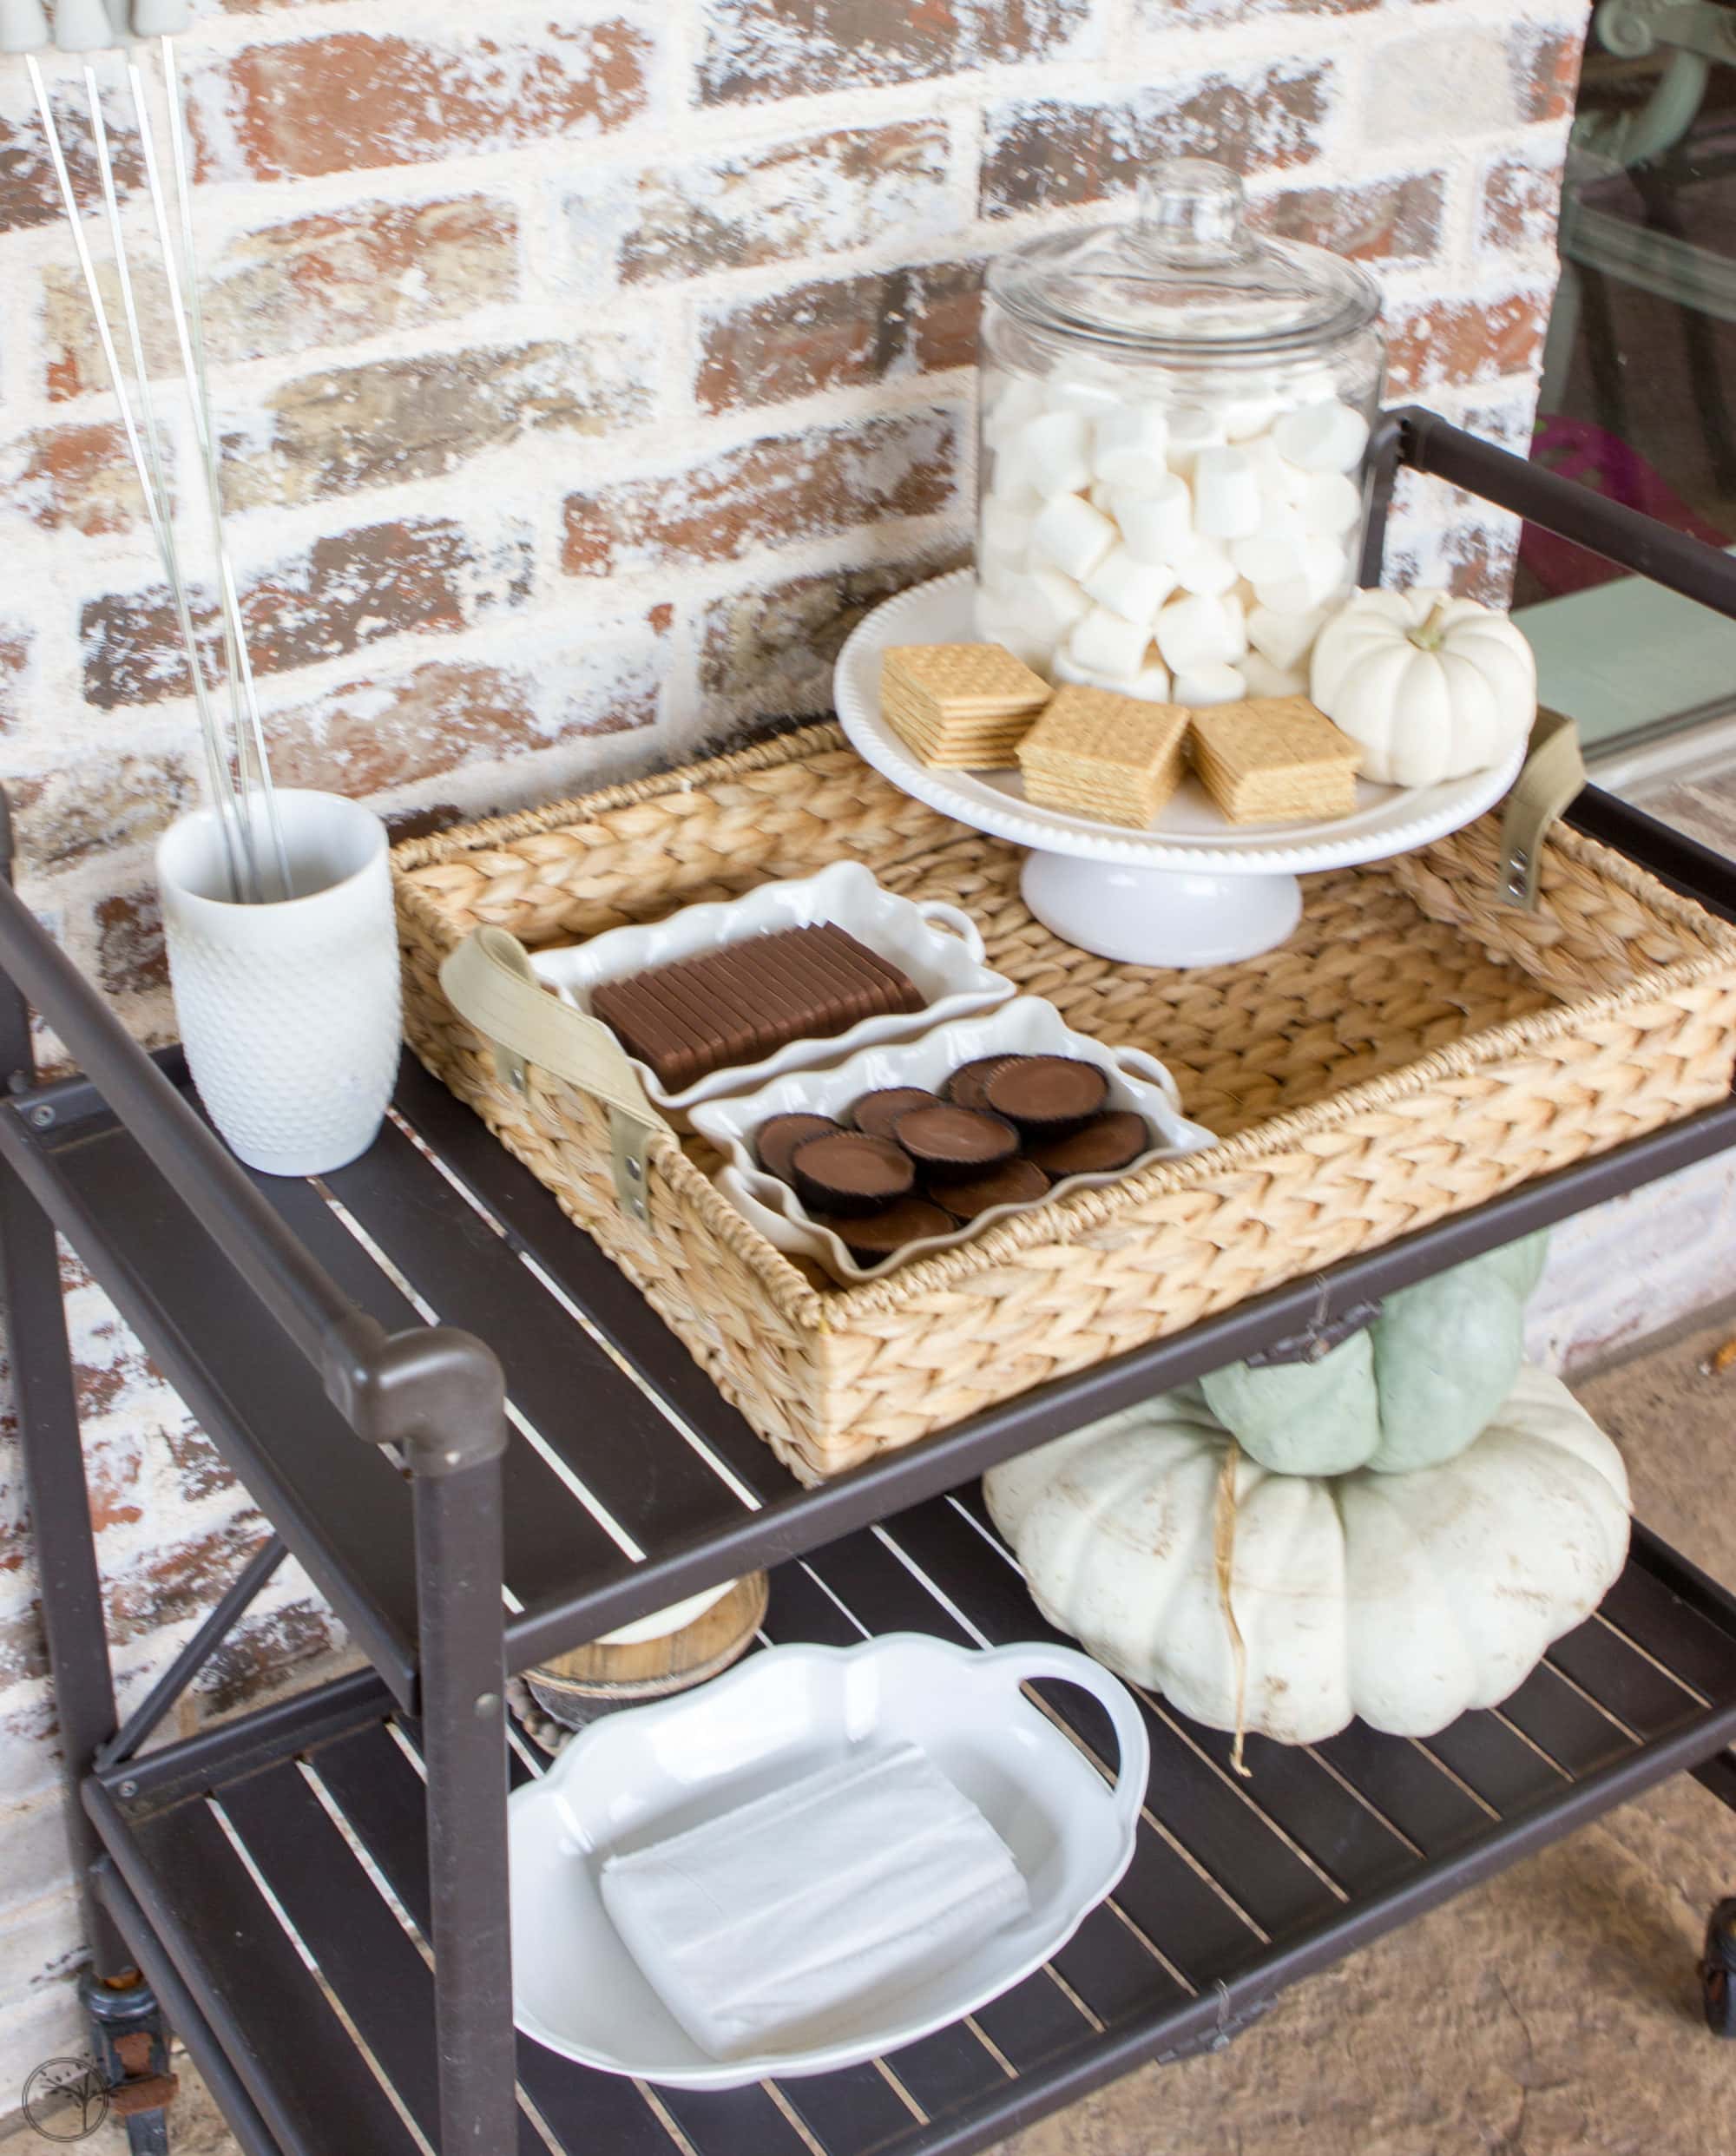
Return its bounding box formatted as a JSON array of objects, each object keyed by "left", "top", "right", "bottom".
[
  {"left": 817, "top": 1197, "right": 955, "bottom": 1266},
  {"left": 983, "top": 1055, "right": 1110, "bottom": 1136},
  {"left": 756, "top": 1112, "right": 842, "bottom": 1182},
  {"left": 851, "top": 1086, "right": 939, "bottom": 1140},
  {"left": 1027, "top": 1110, "right": 1149, "bottom": 1178},
  {"left": 789, "top": 1131, "right": 915, "bottom": 1218},
  {"left": 891, "top": 1102, "right": 1019, "bottom": 1181},
  {"left": 934, "top": 1157, "right": 1050, "bottom": 1222},
  {"left": 946, "top": 1055, "right": 1025, "bottom": 1111}
]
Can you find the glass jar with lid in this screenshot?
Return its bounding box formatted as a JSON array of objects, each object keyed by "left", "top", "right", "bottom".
[{"left": 976, "top": 158, "right": 1385, "bottom": 707}]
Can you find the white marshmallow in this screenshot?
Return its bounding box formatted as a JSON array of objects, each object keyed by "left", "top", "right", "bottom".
[
  {"left": 986, "top": 446, "right": 1042, "bottom": 509},
  {"left": 1298, "top": 469, "right": 1363, "bottom": 536},
  {"left": 1191, "top": 446, "right": 1263, "bottom": 540},
  {"left": 1125, "top": 655, "right": 1174, "bottom": 704},
  {"left": 1081, "top": 546, "right": 1177, "bottom": 625},
  {"left": 1253, "top": 537, "right": 1351, "bottom": 615},
  {"left": 1272, "top": 398, "right": 1370, "bottom": 475},
  {"left": 981, "top": 496, "right": 1036, "bottom": 562},
  {"left": 1022, "top": 410, "right": 1094, "bottom": 495},
  {"left": 1246, "top": 602, "right": 1327, "bottom": 674},
  {"left": 1088, "top": 479, "right": 1118, "bottom": 512},
  {"left": 1232, "top": 531, "right": 1311, "bottom": 588},
  {"left": 1093, "top": 404, "right": 1171, "bottom": 490},
  {"left": 1240, "top": 652, "right": 1310, "bottom": 699},
  {"left": 1026, "top": 566, "right": 1091, "bottom": 635},
  {"left": 1049, "top": 373, "right": 1123, "bottom": 417},
  {"left": 1031, "top": 494, "right": 1116, "bottom": 582},
  {"left": 984, "top": 377, "right": 1045, "bottom": 448},
  {"left": 1154, "top": 592, "right": 1246, "bottom": 672},
  {"left": 1069, "top": 606, "right": 1152, "bottom": 681},
  {"left": 1222, "top": 397, "right": 1285, "bottom": 442},
  {"left": 975, "top": 590, "right": 1054, "bottom": 674},
  {"left": 1165, "top": 405, "right": 1225, "bottom": 477},
  {"left": 1173, "top": 663, "right": 1247, "bottom": 707},
  {"left": 1112, "top": 477, "right": 1194, "bottom": 566},
  {"left": 1171, "top": 536, "right": 1240, "bottom": 597}
]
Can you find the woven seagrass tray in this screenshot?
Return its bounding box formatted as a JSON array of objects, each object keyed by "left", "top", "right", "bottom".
[{"left": 393, "top": 723, "right": 1736, "bottom": 1485}]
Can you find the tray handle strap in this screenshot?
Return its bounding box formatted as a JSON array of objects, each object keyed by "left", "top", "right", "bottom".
[
  {"left": 1499, "top": 707, "right": 1586, "bottom": 911},
  {"left": 439, "top": 927, "right": 662, "bottom": 1225}
]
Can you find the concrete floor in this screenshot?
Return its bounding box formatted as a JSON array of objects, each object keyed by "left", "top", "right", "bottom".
[{"left": 7, "top": 1311, "right": 1736, "bottom": 2156}]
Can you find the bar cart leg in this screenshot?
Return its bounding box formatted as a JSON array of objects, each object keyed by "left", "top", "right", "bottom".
[
  {"left": 352, "top": 1327, "right": 515, "bottom": 2153},
  {"left": 83, "top": 1969, "right": 178, "bottom": 2153}
]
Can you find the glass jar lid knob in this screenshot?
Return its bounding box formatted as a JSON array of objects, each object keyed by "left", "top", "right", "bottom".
[{"left": 1134, "top": 159, "right": 1251, "bottom": 265}]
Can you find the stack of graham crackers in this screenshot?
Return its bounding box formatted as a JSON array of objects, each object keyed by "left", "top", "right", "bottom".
[
  {"left": 1017, "top": 686, "right": 1190, "bottom": 827},
  {"left": 1188, "top": 697, "right": 1361, "bottom": 822},
  {"left": 880, "top": 644, "right": 1051, "bottom": 768}
]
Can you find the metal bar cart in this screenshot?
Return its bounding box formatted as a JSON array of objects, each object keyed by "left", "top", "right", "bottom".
[{"left": 10, "top": 411, "right": 1736, "bottom": 2156}]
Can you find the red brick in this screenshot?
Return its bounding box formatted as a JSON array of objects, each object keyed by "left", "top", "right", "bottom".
[
  {"left": 45, "top": 195, "right": 521, "bottom": 403},
  {"left": 160, "top": 1416, "right": 240, "bottom": 1508},
  {"left": 108, "top": 1516, "right": 267, "bottom": 1642},
  {"left": 81, "top": 518, "right": 532, "bottom": 710},
  {"left": 95, "top": 890, "right": 167, "bottom": 999},
  {"left": 265, "top": 637, "right": 663, "bottom": 796},
  {"left": 198, "top": 1597, "right": 343, "bottom": 1716},
  {"left": 591, "top": 123, "right": 952, "bottom": 286},
  {"left": 1, "top": 421, "right": 151, "bottom": 536},
  {"left": 0, "top": 632, "right": 28, "bottom": 733},
  {"left": 700, "top": 0, "right": 1095, "bottom": 102},
  {"left": 1387, "top": 290, "right": 1550, "bottom": 395},
  {"left": 1510, "top": 22, "right": 1584, "bottom": 125},
  {"left": 698, "top": 261, "right": 981, "bottom": 414},
  {"left": 9, "top": 753, "right": 197, "bottom": 874},
  {"left": 981, "top": 63, "right": 1336, "bottom": 217},
  {"left": 1477, "top": 154, "right": 1562, "bottom": 254},
  {"left": 224, "top": 339, "right": 655, "bottom": 510},
  {"left": 190, "top": 22, "right": 652, "bottom": 184},
  {"left": 1255, "top": 170, "right": 1446, "bottom": 265},
  {"left": 702, "top": 554, "right": 966, "bottom": 719},
  {"left": 562, "top": 408, "right": 959, "bottom": 576},
  {"left": 0, "top": 82, "right": 141, "bottom": 236},
  {"left": 1148, "top": 0, "right": 1373, "bottom": 17}
]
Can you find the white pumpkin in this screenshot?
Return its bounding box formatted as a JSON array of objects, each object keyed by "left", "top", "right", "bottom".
[
  {"left": 983, "top": 1365, "right": 1629, "bottom": 1746},
  {"left": 1310, "top": 587, "right": 1536, "bottom": 787}
]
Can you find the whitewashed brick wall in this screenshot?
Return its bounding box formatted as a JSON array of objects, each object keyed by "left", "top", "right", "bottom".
[{"left": 0, "top": 0, "right": 1584, "bottom": 2094}]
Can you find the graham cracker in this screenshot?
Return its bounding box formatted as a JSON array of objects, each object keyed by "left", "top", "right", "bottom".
[
  {"left": 1016, "top": 684, "right": 1190, "bottom": 828},
  {"left": 1188, "top": 696, "right": 1361, "bottom": 825},
  {"left": 881, "top": 642, "right": 1050, "bottom": 769}
]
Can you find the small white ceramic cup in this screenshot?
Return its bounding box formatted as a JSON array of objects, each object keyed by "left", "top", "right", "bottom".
[{"left": 155, "top": 790, "right": 401, "bottom": 1177}]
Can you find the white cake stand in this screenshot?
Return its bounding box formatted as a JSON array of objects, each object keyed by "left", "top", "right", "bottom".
[{"left": 833, "top": 570, "right": 1525, "bottom": 969}]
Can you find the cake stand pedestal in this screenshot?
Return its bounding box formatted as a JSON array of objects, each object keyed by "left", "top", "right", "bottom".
[{"left": 834, "top": 570, "right": 1524, "bottom": 971}]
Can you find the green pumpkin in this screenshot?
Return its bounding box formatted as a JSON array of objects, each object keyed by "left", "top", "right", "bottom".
[{"left": 1195, "top": 1232, "right": 1548, "bottom": 1476}]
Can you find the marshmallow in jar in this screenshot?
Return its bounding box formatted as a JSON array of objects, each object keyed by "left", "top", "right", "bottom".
[{"left": 975, "top": 160, "right": 1384, "bottom": 707}]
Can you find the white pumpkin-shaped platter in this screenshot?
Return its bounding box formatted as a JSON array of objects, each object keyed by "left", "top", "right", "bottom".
[
  {"left": 984, "top": 1364, "right": 1630, "bottom": 1747},
  {"left": 1310, "top": 586, "right": 1537, "bottom": 788}
]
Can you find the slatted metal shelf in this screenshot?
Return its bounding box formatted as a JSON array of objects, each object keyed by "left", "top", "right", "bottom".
[
  {"left": 14, "top": 1044, "right": 1736, "bottom": 1715},
  {"left": 86, "top": 1489, "right": 1736, "bottom": 2156}
]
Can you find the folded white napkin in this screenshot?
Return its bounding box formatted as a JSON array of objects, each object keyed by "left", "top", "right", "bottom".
[{"left": 599, "top": 1740, "right": 1030, "bottom": 2061}]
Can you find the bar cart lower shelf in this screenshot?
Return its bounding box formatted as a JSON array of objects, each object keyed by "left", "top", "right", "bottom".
[
  {"left": 10, "top": 412, "right": 1736, "bottom": 2154},
  {"left": 86, "top": 1492, "right": 1736, "bottom": 2156}
]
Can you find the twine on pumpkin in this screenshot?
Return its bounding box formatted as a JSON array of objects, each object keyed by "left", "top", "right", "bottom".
[{"left": 1213, "top": 1441, "right": 1253, "bottom": 1779}]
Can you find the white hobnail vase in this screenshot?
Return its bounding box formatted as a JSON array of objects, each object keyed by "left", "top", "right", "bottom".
[{"left": 155, "top": 790, "right": 400, "bottom": 1178}]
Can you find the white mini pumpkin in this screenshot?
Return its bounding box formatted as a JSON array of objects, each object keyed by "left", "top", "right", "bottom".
[
  {"left": 1310, "top": 587, "right": 1536, "bottom": 787},
  {"left": 983, "top": 1365, "right": 1629, "bottom": 1746}
]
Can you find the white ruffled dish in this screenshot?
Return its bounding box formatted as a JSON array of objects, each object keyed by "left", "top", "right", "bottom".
[
  {"left": 510, "top": 1633, "right": 1149, "bottom": 2089},
  {"left": 694, "top": 996, "right": 1214, "bottom": 1285},
  {"left": 531, "top": 860, "right": 1014, "bottom": 1113}
]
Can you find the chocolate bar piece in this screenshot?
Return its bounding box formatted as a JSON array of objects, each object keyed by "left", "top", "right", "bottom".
[{"left": 591, "top": 922, "right": 924, "bottom": 1090}]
